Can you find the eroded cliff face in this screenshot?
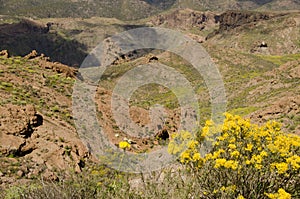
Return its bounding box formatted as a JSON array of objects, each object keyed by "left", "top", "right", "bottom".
[
  {"left": 150, "top": 9, "right": 278, "bottom": 37},
  {"left": 217, "top": 10, "right": 272, "bottom": 31},
  {"left": 151, "top": 9, "right": 218, "bottom": 30}
]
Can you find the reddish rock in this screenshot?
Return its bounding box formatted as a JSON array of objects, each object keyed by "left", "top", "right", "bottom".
[{"left": 0, "top": 50, "right": 9, "bottom": 58}]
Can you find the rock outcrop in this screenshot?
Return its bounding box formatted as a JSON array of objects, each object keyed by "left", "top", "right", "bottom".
[
  {"left": 217, "top": 11, "right": 272, "bottom": 31},
  {"left": 24, "top": 50, "right": 78, "bottom": 78},
  {"left": 151, "top": 9, "right": 217, "bottom": 30},
  {"left": 250, "top": 96, "right": 300, "bottom": 134},
  {"left": 24, "top": 50, "right": 38, "bottom": 59},
  {"left": 0, "top": 104, "right": 92, "bottom": 184},
  {"left": 0, "top": 50, "right": 9, "bottom": 58},
  {"left": 0, "top": 104, "right": 41, "bottom": 156}
]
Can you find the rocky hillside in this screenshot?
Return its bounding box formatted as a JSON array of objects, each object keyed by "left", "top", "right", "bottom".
[
  {"left": 0, "top": 51, "right": 95, "bottom": 185},
  {"left": 0, "top": 0, "right": 299, "bottom": 20},
  {"left": 0, "top": 0, "right": 175, "bottom": 20},
  {"left": 175, "top": 0, "right": 300, "bottom": 11},
  {"left": 0, "top": 8, "right": 299, "bottom": 189}
]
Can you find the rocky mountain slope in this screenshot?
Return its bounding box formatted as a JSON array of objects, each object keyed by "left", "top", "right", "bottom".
[
  {"left": 176, "top": 0, "right": 300, "bottom": 11},
  {"left": 0, "top": 8, "right": 299, "bottom": 189},
  {"left": 0, "top": 0, "right": 299, "bottom": 20},
  {"left": 0, "top": 0, "right": 175, "bottom": 20},
  {"left": 0, "top": 52, "right": 94, "bottom": 185}
]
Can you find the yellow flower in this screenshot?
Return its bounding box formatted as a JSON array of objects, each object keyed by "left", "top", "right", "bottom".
[
  {"left": 267, "top": 143, "right": 277, "bottom": 153},
  {"left": 204, "top": 153, "right": 213, "bottom": 161},
  {"left": 224, "top": 160, "right": 238, "bottom": 170},
  {"left": 251, "top": 155, "right": 263, "bottom": 164},
  {"left": 245, "top": 143, "right": 253, "bottom": 151},
  {"left": 286, "top": 155, "right": 300, "bottom": 170},
  {"left": 277, "top": 188, "right": 291, "bottom": 199},
  {"left": 245, "top": 160, "right": 251, "bottom": 165},
  {"left": 205, "top": 120, "right": 213, "bottom": 126},
  {"left": 167, "top": 142, "right": 178, "bottom": 154},
  {"left": 260, "top": 151, "right": 268, "bottom": 157},
  {"left": 187, "top": 140, "right": 198, "bottom": 149},
  {"left": 221, "top": 185, "right": 236, "bottom": 193},
  {"left": 167, "top": 113, "right": 300, "bottom": 198},
  {"left": 192, "top": 153, "right": 201, "bottom": 161},
  {"left": 257, "top": 146, "right": 263, "bottom": 151},
  {"left": 265, "top": 188, "right": 291, "bottom": 199},
  {"left": 227, "top": 185, "right": 236, "bottom": 192},
  {"left": 201, "top": 126, "right": 209, "bottom": 137},
  {"left": 180, "top": 151, "right": 191, "bottom": 163},
  {"left": 271, "top": 162, "right": 289, "bottom": 174},
  {"left": 212, "top": 149, "right": 225, "bottom": 159},
  {"left": 119, "top": 141, "right": 130, "bottom": 150},
  {"left": 230, "top": 150, "right": 240, "bottom": 158},
  {"left": 220, "top": 186, "right": 226, "bottom": 191},
  {"left": 255, "top": 164, "right": 262, "bottom": 170},
  {"left": 229, "top": 137, "right": 236, "bottom": 143},
  {"left": 218, "top": 132, "right": 229, "bottom": 141},
  {"left": 214, "top": 158, "right": 227, "bottom": 168},
  {"left": 228, "top": 144, "right": 237, "bottom": 150}
]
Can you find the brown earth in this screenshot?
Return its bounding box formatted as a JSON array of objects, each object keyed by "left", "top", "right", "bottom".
[
  {"left": 95, "top": 79, "right": 180, "bottom": 153},
  {"left": 249, "top": 95, "right": 300, "bottom": 134},
  {"left": 0, "top": 104, "right": 91, "bottom": 184},
  {"left": 0, "top": 50, "right": 179, "bottom": 187},
  {"left": 247, "top": 59, "right": 300, "bottom": 135}
]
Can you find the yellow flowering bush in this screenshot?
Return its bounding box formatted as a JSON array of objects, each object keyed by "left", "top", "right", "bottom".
[
  {"left": 168, "top": 131, "right": 203, "bottom": 168},
  {"left": 168, "top": 113, "right": 300, "bottom": 198},
  {"left": 265, "top": 188, "right": 292, "bottom": 199}
]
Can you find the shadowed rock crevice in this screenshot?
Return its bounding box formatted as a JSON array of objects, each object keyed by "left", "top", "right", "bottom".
[
  {"left": 14, "top": 142, "right": 35, "bottom": 157},
  {"left": 206, "top": 10, "right": 280, "bottom": 39},
  {"left": 34, "top": 114, "right": 44, "bottom": 127}
]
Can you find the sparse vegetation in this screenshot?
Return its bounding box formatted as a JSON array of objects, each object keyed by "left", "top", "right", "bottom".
[{"left": 258, "top": 54, "right": 300, "bottom": 66}]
